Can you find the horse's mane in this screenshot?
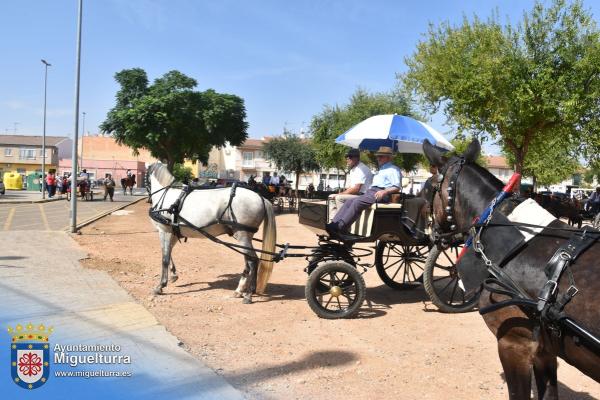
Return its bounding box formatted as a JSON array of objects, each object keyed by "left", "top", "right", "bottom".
[
  {"left": 466, "top": 161, "right": 503, "bottom": 192},
  {"left": 149, "top": 163, "right": 175, "bottom": 187}
]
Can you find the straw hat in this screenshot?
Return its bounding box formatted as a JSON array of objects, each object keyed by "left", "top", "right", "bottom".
[{"left": 374, "top": 146, "right": 394, "bottom": 156}]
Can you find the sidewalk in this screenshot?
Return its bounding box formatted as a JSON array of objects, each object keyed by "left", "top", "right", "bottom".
[{"left": 0, "top": 231, "right": 244, "bottom": 400}]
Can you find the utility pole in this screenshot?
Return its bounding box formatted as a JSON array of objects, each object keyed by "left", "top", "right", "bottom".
[
  {"left": 70, "top": 0, "right": 83, "bottom": 233},
  {"left": 41, "top": 59, "right": 51, "bottom": 199},
  {"left": 80, "top": 111, "right": 86, "bottom": 169}
]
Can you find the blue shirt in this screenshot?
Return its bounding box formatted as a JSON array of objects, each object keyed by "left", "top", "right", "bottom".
[{"left": 371, "top": 162, "right": 402, "bottom": 189}]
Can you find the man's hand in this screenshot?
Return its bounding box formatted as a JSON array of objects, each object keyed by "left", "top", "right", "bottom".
[{"left": 374, "top": 190, "right": 386, "bottom": 201}]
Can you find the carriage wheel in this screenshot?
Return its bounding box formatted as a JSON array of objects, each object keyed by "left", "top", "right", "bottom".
[
  {"left": 305, "top": 261, "right": 366, "bottom": 319},
  {"left": 422, "top": 244, "right": 480, "bottom": 313},
  {"left": 375, "top": 241, "right": 429, "bottom": 290}
]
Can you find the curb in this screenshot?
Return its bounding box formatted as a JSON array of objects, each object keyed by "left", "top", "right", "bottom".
[
  {"left": 0, "top": 196, "right": 63, "bottom": 205},
  {"left": 70, "top": 196, "right": 148, "bottom": 232}
]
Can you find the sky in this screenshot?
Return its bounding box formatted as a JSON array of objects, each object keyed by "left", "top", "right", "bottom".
[{"left": 2, "top": 0, "right": 599, "bottom": 155}]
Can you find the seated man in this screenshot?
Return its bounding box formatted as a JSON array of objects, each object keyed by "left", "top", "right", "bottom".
[
  {"left": 326, "top": 146, "right": 402, "bottom": 235},
  {"left": 329, "top": 148, "right": 373, "bottom": 219},
  {"left": 587, "top": 186, "right": 600, "bottom": 214}
]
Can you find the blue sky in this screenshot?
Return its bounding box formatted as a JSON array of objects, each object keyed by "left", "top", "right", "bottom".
[{"left": 1, "top": 1, "right": 598, "bottom": 155}]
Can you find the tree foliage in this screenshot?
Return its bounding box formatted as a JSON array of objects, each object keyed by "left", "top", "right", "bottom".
[
  {"left": 447, "top": 135, "right": 487, "bottom": 167},
  {"left": 403, "top": 0, "right": 600, "bottom": 177},
  {"left": 262, "top": 132, "right": 321, "bottom": 195},
  {"left": 505, "top": 134, "right": 579, "bottom": 187},
  {"left": 172, "top": 163, "right": 194, "bottom": 183},
  {"left": 101, "top": 68, "right": 248, "bottom": 171},
  {"left": 310, "top": 88, "right": 423, "bottom": 172}
]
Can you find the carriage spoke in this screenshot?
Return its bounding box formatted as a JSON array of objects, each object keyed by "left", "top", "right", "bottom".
[
  {"left": 384, "top": 259, "right": 403, "bottom": 271},
  {"left": 448, "top": 280, "right": 459, "bottom": 305},
  {"left": 390, "top": 260, "right": 406, "bottom": 281},
  {"left": 437, "top": 277, "right": 454, "bottom": 294}
]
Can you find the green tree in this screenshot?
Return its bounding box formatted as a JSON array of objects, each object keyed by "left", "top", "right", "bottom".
[
  {"left": 263, "top": 132, "right": 321, "bottom": 197},
  {"left": 310, "top": 88, "right": 422, "bottom": 172},
  {"left": 403, "top": 0, "right": 600, "bottom": 178},
  {"left": 505, "top": 134, "right": 579, "bottom": 188},
  {"left": 172, "top": 163, "right": 194, "bottom": 183},
  {"left": 101, "top": 68, "right": 248, "bottom": 171},
  {"left": 447, "top": 135, "right": 487, "bottom": 167}
]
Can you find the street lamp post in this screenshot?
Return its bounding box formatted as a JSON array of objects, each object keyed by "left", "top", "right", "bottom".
[
  {"left": 70, "top": 0, "right": 83, "bottom": 233},
  {"left": 41, "top": 59, "right": 51, "bottom": 199}
]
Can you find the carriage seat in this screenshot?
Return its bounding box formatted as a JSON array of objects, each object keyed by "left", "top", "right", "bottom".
[{"left": 349, "top": 197, "right": 427, "bottom": 238}]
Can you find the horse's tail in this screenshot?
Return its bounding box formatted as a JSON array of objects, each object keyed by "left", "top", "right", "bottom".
[{"left": 256, "top": 199, "right": 276, "bottom": 294}]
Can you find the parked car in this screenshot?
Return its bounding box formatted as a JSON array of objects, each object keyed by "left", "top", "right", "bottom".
[{"left": 0, "top": 179, "right": 5, "bottom": 195}]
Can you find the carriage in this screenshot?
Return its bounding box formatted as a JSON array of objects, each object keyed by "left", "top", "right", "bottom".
[{"left": 298, "top": 194, "right": 479, "bottom": 318}]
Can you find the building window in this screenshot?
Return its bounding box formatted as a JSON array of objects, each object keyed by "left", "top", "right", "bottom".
[
  {"left": 4, "top": 148, "right": 12, "bottom": 157},
  {"left": 242, "top": 151, "right": 254, "bottom": 167},
  {"left": 255, "top": 150, "right": 263, "bottom": 159},
  {"left": 19, "top": 149, "right": 35, "bottom": 160}
]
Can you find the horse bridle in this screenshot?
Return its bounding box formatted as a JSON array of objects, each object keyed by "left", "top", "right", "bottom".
[{"left": 431, "top": 156, "right": 467, "bottom": 241}]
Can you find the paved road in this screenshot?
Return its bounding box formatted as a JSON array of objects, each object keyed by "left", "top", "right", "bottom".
[
  {"left": 0, "top": 231, "right": 243, "bottom": 399},
  {"left": 0, "top": 191, "right": 146, "bottom": 231}
]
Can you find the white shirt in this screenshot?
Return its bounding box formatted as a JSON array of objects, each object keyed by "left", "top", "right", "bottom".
[
  {"left": 347, "top": 162, "right": 373, "bottom": 194},
  {"left": 270, "top": 176, "right": 280, "bottom": 185}
]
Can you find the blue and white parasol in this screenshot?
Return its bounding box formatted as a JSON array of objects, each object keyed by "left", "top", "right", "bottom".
[{"left": 335, "top": 114, "right": 454, "bottom": 153}]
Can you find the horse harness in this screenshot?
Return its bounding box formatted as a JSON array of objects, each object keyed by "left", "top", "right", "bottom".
[
  {"left": 430, "top": 156, "right": 466, "bottom": 246},
  {"left": 149, "top": 182, "right": 260, "bottom": 242},
  {"left": 435, "top": 158, "right": 600, "bottom": 352}
]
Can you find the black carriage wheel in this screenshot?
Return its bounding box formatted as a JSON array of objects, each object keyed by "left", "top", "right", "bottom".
[
  {"left": 305, "top": 261, "right": 366, "bottom": 319},
  {"left": 423, "top": 244, "right": 480, "bottom": 313},
  {"left": 375, "top": 241, "right": 429, "bottom": 290}
]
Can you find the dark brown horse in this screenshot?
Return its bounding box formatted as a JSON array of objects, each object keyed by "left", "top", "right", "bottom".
[
  {"left": 534, "top": 193, "right": 583, "bottom": 228},
  {"left": 423, "top": 139, "right": 599, "bottom": 400},
  {"left": 120, "top": 174, "right": 136, "bottom": 195}
]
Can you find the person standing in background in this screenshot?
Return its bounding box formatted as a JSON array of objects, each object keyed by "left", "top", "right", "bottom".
[
  {"left": 45, "top": 171, "right": 56, "bottom": 198},
  {"left": 103, "top": 173, "right": 116, "bottom": 201}
]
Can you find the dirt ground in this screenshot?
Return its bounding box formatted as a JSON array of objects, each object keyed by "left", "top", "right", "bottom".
[{"left": 74, "top": 201, "right": 600, "bottom": 400}]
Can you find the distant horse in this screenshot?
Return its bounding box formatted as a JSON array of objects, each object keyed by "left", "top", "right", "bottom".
[
  {"left": 146, "top": 163, "right": 277, "bottom": 303},
  {"left": 120, "top": 175, "right": 136, "bottom": 195},
  {"left": 534, "top": 194, "right": 583, "bottom": 228},
  {"left": 423, "top": 139, "right": 599, "bottom": 400}
]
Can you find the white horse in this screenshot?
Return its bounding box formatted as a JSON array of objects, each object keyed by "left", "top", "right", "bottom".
[{"left": 146, "top": 163, "right": 277, "bottom": 303}]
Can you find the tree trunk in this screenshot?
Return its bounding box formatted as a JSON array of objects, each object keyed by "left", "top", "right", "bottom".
[
  {"left": 166, "top": 159, "right": 176, "bottom": 172},
  {"left": 532, "top": 175, "right": 537, "bottom": 194},
  {"left": 295, "top": 171, "right": 300, "bottom": 201},
  {"left": 513, "top": 151, "right": 524, "bottom": 194}
]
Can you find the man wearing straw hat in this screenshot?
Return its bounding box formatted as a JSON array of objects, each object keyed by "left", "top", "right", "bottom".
[{"left": 326, "top": 146, "right": 401, "bottom": 236}]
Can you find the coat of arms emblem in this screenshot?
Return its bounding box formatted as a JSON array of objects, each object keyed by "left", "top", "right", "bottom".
[{"left": 8, "top": 323, "right": 52, "bottom": 390}]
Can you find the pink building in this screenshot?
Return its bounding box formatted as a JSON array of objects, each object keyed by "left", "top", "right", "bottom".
[
  {"left": 59, "top": 158, "right": 147, "bottom": 186},
  {"left": 58, "top": 136, "right": 158, "bottom": 186}
]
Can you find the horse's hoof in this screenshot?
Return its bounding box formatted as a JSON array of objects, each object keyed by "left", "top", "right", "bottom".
[
  {"left": 242, "top": 297, "right": 252, "bottom": 304},
  {"left": 233, "top": 291, "right": 243, "bottom": 298},
  {"left": 153, "top": 287, "right": 163, "bottom": 295},
  {"left": 170, "top": 275, "right": 179, "bottom": 283}
]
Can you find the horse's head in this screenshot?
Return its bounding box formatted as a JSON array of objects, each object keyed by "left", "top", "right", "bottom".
[{"left": 422, "top": 139, "right": 500, "bottom": 238}]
